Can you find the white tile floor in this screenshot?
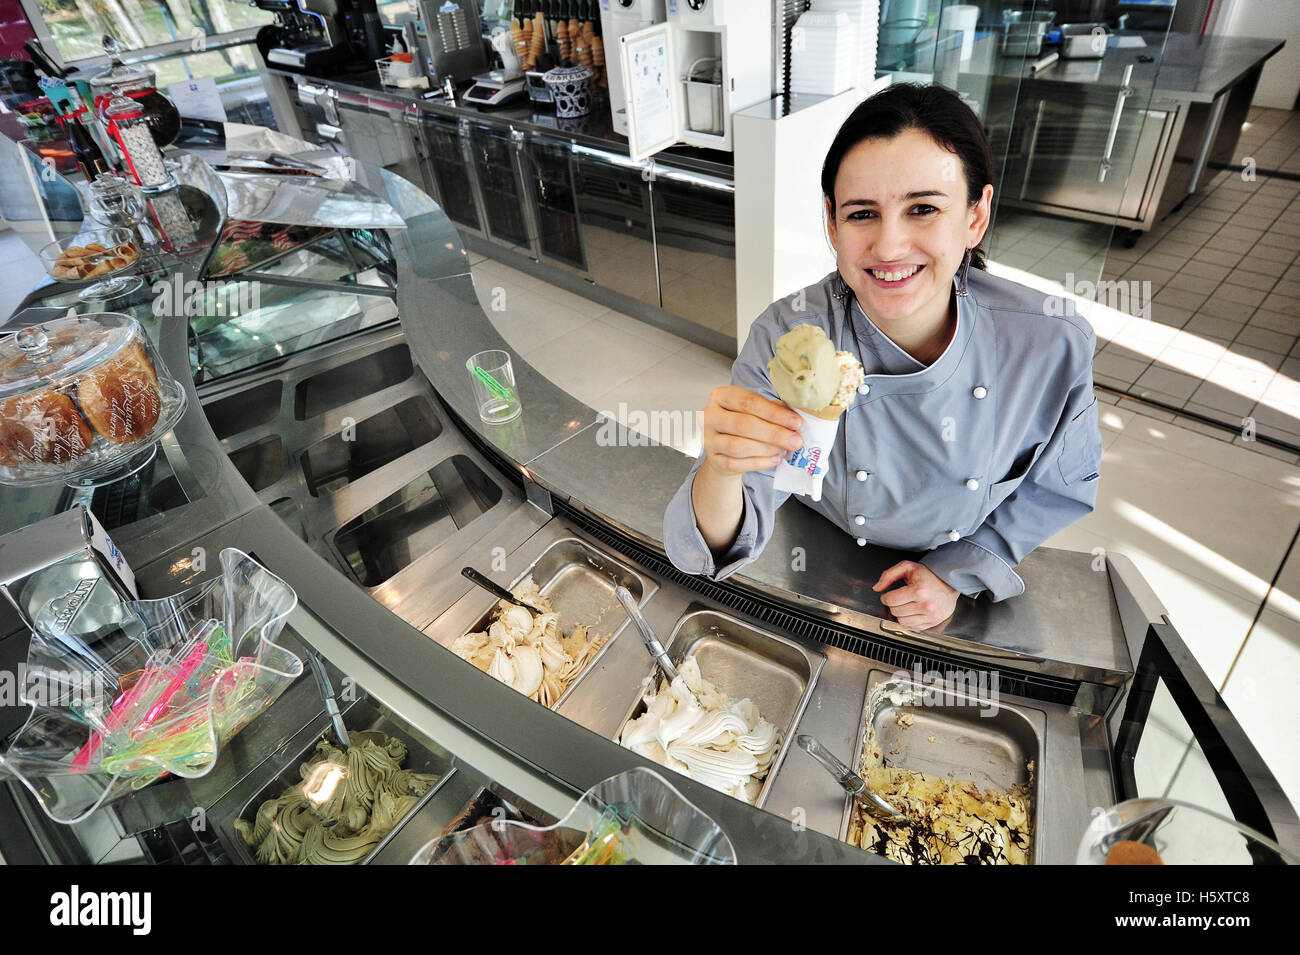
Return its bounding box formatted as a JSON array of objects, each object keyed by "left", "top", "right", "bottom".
[
  {"left": 469, "top": 251, "right": 1300, "bottom": 818},
  {"left": 987, "top": 106, "right": 1300, "bottom": 451}
]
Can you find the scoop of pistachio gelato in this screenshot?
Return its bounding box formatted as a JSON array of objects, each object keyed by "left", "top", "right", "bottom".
[
  {"left": 235, "top": 731, "right": 437, "bottom": 865},
  {"left": 767, "top": 324, "right": 840, "bottom": 411}
]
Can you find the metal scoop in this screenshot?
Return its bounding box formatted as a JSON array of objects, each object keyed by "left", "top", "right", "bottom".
[
  {"left": 797, "top": 734, "right": 904, "bottom": 820},
  {"left": 461, "top": 566, "right": 548, "bottom": 614},
  {"left": 307, "top": 650, "right": 350, "bottom": 749},
  {"left": 614, "top": 586, "right": 677, "bottom": 684}
]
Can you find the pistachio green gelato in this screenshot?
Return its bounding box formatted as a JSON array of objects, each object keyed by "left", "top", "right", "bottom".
[
  {"left": 767, "top": 324, "right": 841, "bottom": 411},
  {"left": 234, "top": 732, "right": 437, "bottom": 865}
]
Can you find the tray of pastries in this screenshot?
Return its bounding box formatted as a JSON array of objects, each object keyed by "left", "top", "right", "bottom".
[
  {"left": 0, "top": 311, "right": 187, "bottom": 486},
  {"left": 47, "top": 238, "right": 139, "bottom": 280}
]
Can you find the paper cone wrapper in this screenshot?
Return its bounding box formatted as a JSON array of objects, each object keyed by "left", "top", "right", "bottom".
[{"left": 772, "top": 408, "right": 844, "bottom": 502}]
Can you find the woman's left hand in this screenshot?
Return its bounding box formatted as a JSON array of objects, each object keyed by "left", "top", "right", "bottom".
[{"left": 872, "top": 561, "right": 959, "bottom": 631}]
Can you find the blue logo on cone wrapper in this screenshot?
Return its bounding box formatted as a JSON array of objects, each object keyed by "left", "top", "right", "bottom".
[{"left": 788, "top": 445, "right": 824, "bottom": 476}]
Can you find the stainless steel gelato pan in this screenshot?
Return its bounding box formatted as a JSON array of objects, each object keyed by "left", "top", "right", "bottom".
[
  {"left": 839, "top": 669, "right": 1045, "bottom": 862},
  {"left": 613, "top": 609, "right": 825, "bottom": 808},
  {"left": 225, "top": 696, "right": 455, "bottom": 865},
  {"left": 1059, "top": 22, "right": 1109, "bottom": 59},
  {"left": 461, "top": 537, "right": 655, "bottom": 705}
]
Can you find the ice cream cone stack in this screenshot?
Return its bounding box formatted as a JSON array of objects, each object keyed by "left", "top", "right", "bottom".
[
  {"left": 511, "top": 21, "right": 530, "bottom": 70},
  {"left": 520, "top": 21, "right": 534, "bottom": 70},
  {"left": 531, "top": 13, "right": 545, "bottom": 62},
  {"left": 556, "top": 20, "right": 571, "bottom": 63},
  {"left": 591, "top": 35, "right": 605, "bottom": 85}
]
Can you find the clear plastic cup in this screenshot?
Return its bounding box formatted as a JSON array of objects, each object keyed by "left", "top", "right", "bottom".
[{"left": 466, "top": 350, "right": 521, "bottom": 424}]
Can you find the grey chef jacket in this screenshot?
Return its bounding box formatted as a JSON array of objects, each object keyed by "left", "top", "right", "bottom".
[{"left": 663, "top": 267, "right": 1103, "bottom": 602}]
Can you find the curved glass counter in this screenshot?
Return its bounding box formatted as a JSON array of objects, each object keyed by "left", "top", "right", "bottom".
[{"left": 0, "top": 139, "right": 1294, "bottom": 866}]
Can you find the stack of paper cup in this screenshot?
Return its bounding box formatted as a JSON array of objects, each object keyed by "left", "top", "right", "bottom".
[
  {"left": 790, "top": 11, "right": 856, "bottom": 96},
  {"left": 811, "top": 0, "right": 879, "bottom": 89}
]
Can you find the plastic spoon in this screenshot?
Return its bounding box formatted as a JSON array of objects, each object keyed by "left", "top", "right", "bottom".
[{"left": 796, "top": 734, "right": 904, "bottom": 820}]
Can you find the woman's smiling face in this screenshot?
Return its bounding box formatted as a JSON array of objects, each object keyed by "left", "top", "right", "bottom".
[{"left": 827, "top": 128, "right": 993, "bottom": 335}]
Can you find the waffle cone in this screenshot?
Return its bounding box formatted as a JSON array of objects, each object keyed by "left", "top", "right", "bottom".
[{"left": 806, "top": 402, "right": 848, "bottom": 421}]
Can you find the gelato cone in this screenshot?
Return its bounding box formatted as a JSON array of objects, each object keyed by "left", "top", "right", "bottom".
[
  {"left": 768, "top": 323, "right": 840, "bottom": 411},
  {"left": 767, "top": 325, "right": 865, "bottom": 500},
  {"left": 809, "top": 403, "right": 848, "bottom": 422}
]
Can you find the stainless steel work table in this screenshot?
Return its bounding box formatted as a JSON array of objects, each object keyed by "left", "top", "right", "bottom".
[{"left": 953, "top": 31, "right": 1285, "bottom": 235}]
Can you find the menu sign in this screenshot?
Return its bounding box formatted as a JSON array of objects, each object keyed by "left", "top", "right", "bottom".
[{"left": 166, "top": 77, "right": 227, "bottom": 123}]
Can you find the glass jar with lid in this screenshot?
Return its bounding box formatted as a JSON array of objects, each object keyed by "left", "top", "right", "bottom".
[
  {"left": 103, "top": 94, "right": 175, "bottom": 192},
  {"left": 87, "top": 174, "right": 145, "bottom": 229},
  {"left": 90, "top": 34, "right": 181, "bottom": 149},
  {"left": 0, "top": 312, "right": 187, "bottom": 486}
]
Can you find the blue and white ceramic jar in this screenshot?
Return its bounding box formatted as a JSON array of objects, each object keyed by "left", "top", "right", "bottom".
[{"left": 541, "top": 64, "right": 595, "bottom": 118}]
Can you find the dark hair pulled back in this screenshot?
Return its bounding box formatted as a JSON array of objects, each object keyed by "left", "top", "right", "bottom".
[{"left": 821, "top": 83, "right": 994, "bottom": 270}]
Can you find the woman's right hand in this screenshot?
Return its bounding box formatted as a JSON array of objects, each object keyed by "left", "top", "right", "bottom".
[{"left": 700, "top": 385, "right": 804, "bottom": 478}]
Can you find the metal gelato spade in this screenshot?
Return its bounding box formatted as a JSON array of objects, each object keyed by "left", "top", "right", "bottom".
[
  {"left": 614, "top": 585, "right": 678, "bottom": 684},
  {"left": 461, "top": 566, "right": 548, "bottom": 614},
  {"left": 797, "top": 734, "right": 904, "bottom": 820},
  {"left": 307, "top": 650, "right": 350, "bottom": 749}
]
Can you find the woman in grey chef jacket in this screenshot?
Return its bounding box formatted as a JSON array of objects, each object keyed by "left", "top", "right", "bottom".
[{"left": 663, "top": 83, "right": 1104, "bottom": 631}]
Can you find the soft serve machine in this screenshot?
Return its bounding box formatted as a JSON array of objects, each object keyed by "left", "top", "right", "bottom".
[{"left": 607, "top": 0, "right": 770, "bottom": 156}]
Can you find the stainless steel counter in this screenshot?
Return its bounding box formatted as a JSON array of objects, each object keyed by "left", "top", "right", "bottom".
[
  {"left": 1052, "top": 33, "right": 1283, "bottom": 104},
  {"left": 954, "top": 32, "right": 1283, "bottom": 104},
  {"left": 264, "top": 65, "right": 735, "bottom": 179},
  {"left": 948, "top": 31, "right": 1283, "bottom": 235}
]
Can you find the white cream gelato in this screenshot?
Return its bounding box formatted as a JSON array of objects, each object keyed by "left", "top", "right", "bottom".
[
  {"left": 619, "top": 658, "right": 780, "bottom": 805},
  {"left": 452, "top": 576, "right": 609, "bottom": 707}
]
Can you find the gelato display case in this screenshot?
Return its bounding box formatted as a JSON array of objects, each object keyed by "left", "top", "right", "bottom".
[{"left": 0, "top": 130, "right": 1295, "bottom": 867}]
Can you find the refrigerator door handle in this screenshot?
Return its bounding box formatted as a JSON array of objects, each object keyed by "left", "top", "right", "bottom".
[{"left": 1099, "top": 63, "right": 1135, "bottom": 183}]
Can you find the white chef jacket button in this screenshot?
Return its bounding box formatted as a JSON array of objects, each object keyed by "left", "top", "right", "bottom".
[
  {"left": 972, "top": 385, "right": 988, "bottom": 399},
  {"left": 947, "top": 530, "right": 960, "bottom": 542},
  {"left": 965, "top": 478, "right": 980, "bottom": 491},
  {"left": 855, "top": 469, "right": 869, "bottom": 482},
  {"left": 858, "top": 383, "right": 870, "bottom": 395},
  {"left": 856, "top": 537, "right": 867, "bottom": 546},
  {"left": 853, "top": 514, "right": 866, "bottom": 526}
]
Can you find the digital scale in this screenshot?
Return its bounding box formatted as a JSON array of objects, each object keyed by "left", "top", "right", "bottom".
[{"left": 461, "top": 69, "right": 526, "bottom": 107}]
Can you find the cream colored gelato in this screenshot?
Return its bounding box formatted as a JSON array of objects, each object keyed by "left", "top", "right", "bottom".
[
  {"left": 619, "top": 658, "right": 780, "bottom": 805},
  {"left": 235, "top": 731, "right": 437, "bottom": 865},
  {"left": 847, "top": 766, "right": 1032, "bottom": 865},
  {"left": 846, "top": 724, "right": 1033, "bottom": 865},
  {"left": 830, "top": 351, "right": 866, "bottom": 412},
  {"left": 767, "top": 324, "right": 865, "bottom": 417},
  {"left": 451, "top": 576, "right": 609, "bottom": 708}
]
